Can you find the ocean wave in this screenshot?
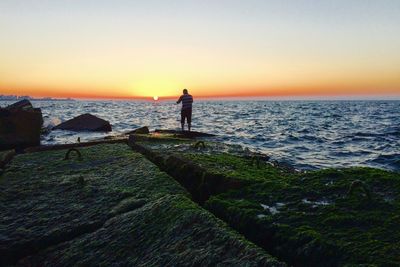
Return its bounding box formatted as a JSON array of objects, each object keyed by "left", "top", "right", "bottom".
[
  {"left": 3, "top": 99, "right": 398, "bottom": 172},
  {"left": 370, "top": 154, "right": 400, "bottom": 169}
]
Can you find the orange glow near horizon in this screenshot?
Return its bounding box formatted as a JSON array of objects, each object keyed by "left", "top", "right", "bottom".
[
  {"left": 1, "top": 83, "right": 399, "bottom": 100},
  {"left": 1, "top": 53, "right": 399, "bottom": 99}
]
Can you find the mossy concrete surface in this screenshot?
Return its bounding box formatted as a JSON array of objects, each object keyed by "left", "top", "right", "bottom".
[
  {"left": 134, "top": 138, "right": 400, "bottom": 266},
  {"left": 0, "top": 143, "right": 283, "bottom": 266},
  {"left": 5, "top": 134, "right": 398, "bottom": 266},
  {"left": 197, "top": 158, "right": 400, "bottom": 266},
  {"left": 134, "top": 139, "right": 292, "bottom": 203},
  {"left": 19, "top": 195, "right": 282, "bottom": 266},
  {"left": 206, "top": 167, "right": 400, "bottom": 266}
]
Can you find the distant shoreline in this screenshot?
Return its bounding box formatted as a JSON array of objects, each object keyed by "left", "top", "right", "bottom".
[{"left": 0, "top": 96, "right": 75, "bottom": 101}]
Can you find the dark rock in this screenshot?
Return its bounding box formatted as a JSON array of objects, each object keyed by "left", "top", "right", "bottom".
[
  {"left": 5, "top": 99, "right": 33, "bottom": 112},
  {"left": 154, "top": 129, "right": 215, "bottom": 138},
  {"left": 0, "top": 108, "right": 10, "bottom": 117},
  {"left": 54, "top": 113, "right": 112, "bottom": 132},
  {"left": 125, "top": 126, "right": 149, "bottom": 135},
  {"left": 0, "top": 100, "right": 43, "bottom": 150}
]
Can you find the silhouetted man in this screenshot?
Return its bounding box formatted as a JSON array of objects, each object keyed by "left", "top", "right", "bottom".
[{"left": 176, "top": 88, "right": 193, "bottom": 131}]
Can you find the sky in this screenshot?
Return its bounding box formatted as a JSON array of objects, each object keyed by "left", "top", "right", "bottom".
[{"left": 1, "top": 0, "right": 400, "bottom": 99}]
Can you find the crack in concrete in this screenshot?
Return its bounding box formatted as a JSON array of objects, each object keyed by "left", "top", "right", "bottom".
[
  {"left": 130, "top": 142, "right": 244, "bottom": 204},
  {"left": 129, "top": 142, "right": 292, "bottom": 266}
]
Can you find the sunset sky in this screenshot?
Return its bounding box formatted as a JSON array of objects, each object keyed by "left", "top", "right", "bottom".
[{"left": 1, "top": 0, "right": 399, "bottom": 99}]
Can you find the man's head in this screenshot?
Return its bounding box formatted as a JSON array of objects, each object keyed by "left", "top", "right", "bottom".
[{"left": 183, "top": 89, "right": 188, "bottom": 94}]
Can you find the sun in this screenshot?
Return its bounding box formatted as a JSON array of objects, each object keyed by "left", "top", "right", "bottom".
[{"left": 153, "top": 96, "right": 159, "bottom": 101}]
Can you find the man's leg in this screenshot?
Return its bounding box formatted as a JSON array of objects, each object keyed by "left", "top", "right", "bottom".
[
  {"left": 180, "top": 110, "right": 185, "bottom": 131},
  {"left": 187, "top": 109, "right": 192, "bottom": 132}
]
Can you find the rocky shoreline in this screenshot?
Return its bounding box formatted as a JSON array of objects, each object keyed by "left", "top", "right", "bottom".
[{"left": 1, "top": 131, "right": 399, "bottom": 266}]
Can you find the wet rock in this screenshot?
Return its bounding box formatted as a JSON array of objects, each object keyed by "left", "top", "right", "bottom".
[
  {"left": 5, "top": 99, "right": 34, "bottom": 111},
  {"left": 0, "top": 100, "right": 43, "bottom": 150},
  {"left": 125, "top": 126, "right": 149, "bottom": 135},
  {"left": 54, "top": 113, "right": 112, "bottom": 132}
]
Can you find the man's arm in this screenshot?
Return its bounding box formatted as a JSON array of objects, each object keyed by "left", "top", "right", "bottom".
[{"left": 176, "top": 95, "right": 182, "bottom": 104}]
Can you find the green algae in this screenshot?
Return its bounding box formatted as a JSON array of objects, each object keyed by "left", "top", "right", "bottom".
[
  {"left": 137, "top": 138, "right": 247, "bottom": 156},
  {"left": 19, "top": 195, "right": 284, "bottom": 267},
  {"left": 0, "top": 143, "right": 282, "bottom": 266},
  {"left": 183, "top": 152, "right": 400, "bottom": 265},
  {"left": 0, "top": 144, "right": 185, "bottom": 264},
  {"left": 130, "top": 138, "right": 400, "bottom": 266},
  {"left": 10, "top": 136, "right": 396, "bottom": 266},
  {"left": 134, "top": 139, "right": 286, "bottom": 202},
  {"left": 205, "top": 166, "right": 400, "bottom": 266},
  {"left": 184, "top": 153, "right": 291, "bottom": 184}
]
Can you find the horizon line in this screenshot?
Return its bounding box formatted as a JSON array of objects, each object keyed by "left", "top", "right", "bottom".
[{"left": 1, "top": 93, "right": 400, "bottom": 101}]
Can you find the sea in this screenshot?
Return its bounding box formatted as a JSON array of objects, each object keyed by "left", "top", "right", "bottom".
[{"left": 1, "top": 100, "right": 399, "bottom": 172}]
